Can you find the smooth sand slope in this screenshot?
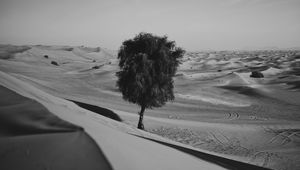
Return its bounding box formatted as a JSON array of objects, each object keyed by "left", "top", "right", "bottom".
[{"left": 0, "top": 85, "right": 112, "bottom": 170}]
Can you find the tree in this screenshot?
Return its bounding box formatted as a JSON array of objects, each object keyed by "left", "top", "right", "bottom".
[{"left": 116, "top": 32, "right": 185, "bottom": 130}]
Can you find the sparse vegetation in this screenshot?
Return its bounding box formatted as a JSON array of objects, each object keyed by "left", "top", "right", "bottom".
[
  {"left": 51, "top": 61, "right": 59, "bottom": 66},
  {"left": 250, "top": 71, "right": 264, "bottom": 78},
  {"left": 92, "top": 65, "right": 100, "bottom": 69}
]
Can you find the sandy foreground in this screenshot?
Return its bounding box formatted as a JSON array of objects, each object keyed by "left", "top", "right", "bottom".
[{"left": 0, "top": 45, "right": 299, "bottom": 170}]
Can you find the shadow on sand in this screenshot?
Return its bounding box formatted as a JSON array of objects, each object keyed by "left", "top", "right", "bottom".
[
  {"left": 69, "top": 100, "right": 122, "bottom": 122},
  {"left": 217, "top": 85, "right": 265, "bottom": 98},
  {"left": 135, "top": 135, "right": 271, "bottom": 170},
  {"left": 0, "top": 85, "right": 113, "bottom": 170}
]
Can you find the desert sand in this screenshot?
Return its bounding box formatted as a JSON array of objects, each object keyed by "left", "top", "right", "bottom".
[{"left": 0, "top": 45, "right": 299, "bottom": 170}]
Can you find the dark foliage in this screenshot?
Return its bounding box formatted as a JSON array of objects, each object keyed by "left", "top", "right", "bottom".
[
  {"left": 116, "top": 32, "right": 185, "bottom": 129},
  {"left": 116, "top": 32, "right": 185, "bottom": 108},
  {"left": 250, "top": 71, "right": 264, "bottom": 78},
  {"left": 92, "top": 65, "right": 100, "bottom": 69},
  {"left": 51, "top": 61, "right": 59, "bottom": 66},
  {"left": 44, "top": 55, "right": 49, "bottom": 59}
]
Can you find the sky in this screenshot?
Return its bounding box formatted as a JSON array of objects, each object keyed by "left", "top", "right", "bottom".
[{"left": 0, "top": 0, "right": 299, "bottom": 51}]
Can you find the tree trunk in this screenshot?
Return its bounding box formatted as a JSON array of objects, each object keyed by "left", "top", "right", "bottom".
[{"left": 137, "top": 106, "right": 146, "bottom": 130}]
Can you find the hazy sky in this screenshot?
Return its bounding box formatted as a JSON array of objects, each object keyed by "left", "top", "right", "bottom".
[{"left": 0, "top": 0, "right": 299, "bottom": 50}]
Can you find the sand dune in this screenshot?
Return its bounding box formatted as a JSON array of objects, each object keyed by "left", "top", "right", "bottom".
[
  {"left": 177, "top": 93, "right": 251, "bottom": 107},
  {"left": 0, "top": 45, "right": 31, "bottom": 59},
  {"left": 262, "top": 67, "right": 283, "bottom": 76},
  {"left": 0, "top": 45, "right": 299, "bottom": 170},
  {"left": 0, "top": 70, "right": 250, "bottom": 170}
]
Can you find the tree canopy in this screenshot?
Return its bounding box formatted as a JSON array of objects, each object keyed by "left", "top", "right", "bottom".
[{"left": 116, "top": 32, "right": 185, "bottom": 129}]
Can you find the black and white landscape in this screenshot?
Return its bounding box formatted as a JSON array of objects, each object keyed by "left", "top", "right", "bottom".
[{"left": 0, "top": 0, "right": 299, "bottom": 170}]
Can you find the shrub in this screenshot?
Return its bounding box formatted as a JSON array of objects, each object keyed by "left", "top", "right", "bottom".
[
  {"left": 51, "top": 61, "right": 59, "bottom": 66},
  {"left": 250, "top": 71, "right": 264, "bottom": 78}
]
